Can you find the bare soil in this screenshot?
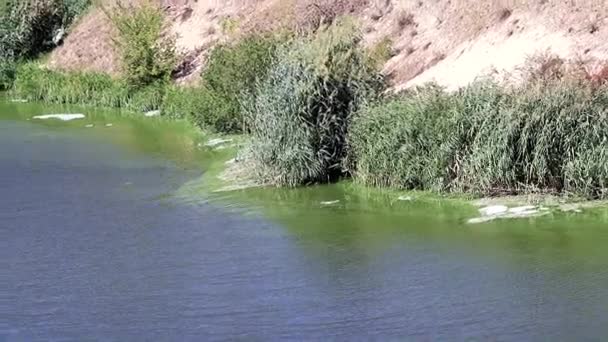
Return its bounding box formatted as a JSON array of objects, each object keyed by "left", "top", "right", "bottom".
[{"left": 48, "top": 0, "right": 608, "bottom": 89}]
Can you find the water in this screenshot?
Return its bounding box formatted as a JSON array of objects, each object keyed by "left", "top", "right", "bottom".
[{"left": 2, "top": 101, "right": 608, "bottom": 341}]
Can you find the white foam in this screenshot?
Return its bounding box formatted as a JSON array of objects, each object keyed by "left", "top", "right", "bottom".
[
  {"left": 33, "top": 114, "right": 85, "bottom": 121},
  {"left": 144, "top": 110, "right": 161, "bottom": 117},
  {"left": 321, "top": 200, "right": 340, "bottom": 206},
  {"left": 508, "top": 206, "right": 537, "bottom": 214},
  {"left": 479, "top": 205, "right": 508, "bottom": 216},
  {"left": 205, "top": 138, "right": 233, "bottom": 147},
  {"left": 468, "top": 205, "right": 551, "bottom": 224}
]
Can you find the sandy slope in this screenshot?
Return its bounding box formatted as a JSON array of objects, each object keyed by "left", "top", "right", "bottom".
[{"left": 47, "top": 0, "right": 608, "bottom": 90}]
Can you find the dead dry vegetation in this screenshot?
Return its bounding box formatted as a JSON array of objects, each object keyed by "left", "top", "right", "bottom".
[{"left": 47, "top": 0, "right": 608, "bottom": 89}]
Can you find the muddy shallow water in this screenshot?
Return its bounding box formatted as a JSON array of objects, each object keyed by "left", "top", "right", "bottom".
[{"left": 2, "top": 101, "right": 608, "bottom": 341}]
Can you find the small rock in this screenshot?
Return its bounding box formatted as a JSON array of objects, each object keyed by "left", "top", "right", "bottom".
[
  {"left": 105, "top": 123, "right": 113, "bottom": 127},
  {"left": 10, "top": 98, "right": 28, "bottom": 103},
  {"left": 397, "top": 195, "right": 413, "bottom": 201},
  {"left": 85, "top": 124, "right": 94, "bottom": 128}
]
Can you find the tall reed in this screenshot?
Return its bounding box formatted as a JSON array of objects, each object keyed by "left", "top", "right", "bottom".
[{"left": 349, "top": 81, "right": 608, "bottom": 199}]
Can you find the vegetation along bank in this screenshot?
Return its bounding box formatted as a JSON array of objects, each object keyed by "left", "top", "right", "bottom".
[{"left": 2, "top": 0, "right": 607, "bottom": 200}]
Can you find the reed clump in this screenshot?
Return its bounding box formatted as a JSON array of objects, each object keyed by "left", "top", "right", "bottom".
[
  {"left": 243, "top": 20, "right": 384, "bottom": 186},
  {"left": 349, "top": 81, "right": 608, "bottom": 199}
]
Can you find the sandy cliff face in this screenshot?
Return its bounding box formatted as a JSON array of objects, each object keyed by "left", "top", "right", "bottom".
[{"left": 47, "top": 0, "right": 608, "bottom": 90}]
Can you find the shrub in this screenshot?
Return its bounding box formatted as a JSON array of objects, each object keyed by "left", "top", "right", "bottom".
[
  {"left": 62, "top": 0, "right": 90, "bottom": 25},
  {"left": 160, "top": 85, "right": 226, "bottom": 127},
  {"left": 127, "top": 81, "right": 167, "bottom": 112},
  {"left": 349, "top": 81, "right": 608, "bottom": 199},
  {"left": 295, "top": 0, "right": 367, "bottom": 32},
  {"left": 244, "top": 21, "right": 384, "bottom": 186},
  {"left": 0, "top": 0, "right": 90, "bottom": 57},
  {"left": 0, "top": 59, "right": 17, "bottom": 91},
  {"left": 368, "top": 37, "right": 394, "bottom": 69},
  {"left": 103, "top": 0, "right": 176, "bottom": 88},
  {"left": 197, "top": 34, "right": 283, "bottom": 132},
  {"left": 0, "top": 0, "right": 90, "bottom": 89}
]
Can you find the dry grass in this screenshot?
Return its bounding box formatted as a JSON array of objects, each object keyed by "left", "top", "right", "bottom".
[{"left": 294, "top": 0, "right": 368, "bottom": 32}]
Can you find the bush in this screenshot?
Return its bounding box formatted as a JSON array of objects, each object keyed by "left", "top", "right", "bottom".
[
  {"left": 0, "top": 0, "right": 90, "bottom": 89},
  {"left": 349, "top": 81, "right": 608, "bottom": 199},
  {"left": 103, "top": 0, "right": 176, "bottom": 88},
  {"left": 0, "top": 0, "right": 90, "bottom": 57},
  {"left": 244, "top": 21, "right": 384, "bottom": 186},
  {"left": 0, "top": 59, "right": 17, "bottom": 90},
  {"left": 196, "top": 34, "right": 284, "bottom": 132},
  {"left": 165, "top": 86, "right": 236, "bottom": 130},
  {"left": 62, "top": 0, "right": 90, "bottom": 25}
]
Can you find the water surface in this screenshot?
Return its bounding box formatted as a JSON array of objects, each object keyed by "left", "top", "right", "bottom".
[{"left": 2, "top": 101, "right": 608, "bottom": 341}]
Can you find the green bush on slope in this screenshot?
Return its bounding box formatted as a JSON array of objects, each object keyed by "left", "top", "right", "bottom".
[
  {"left": 162, "top": 34, "right": 283, "bottom": 133},
  {"left": 103, "top": 0, "right": 176, "bottom": 89}
]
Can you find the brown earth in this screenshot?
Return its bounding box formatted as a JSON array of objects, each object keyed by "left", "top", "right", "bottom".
[{"left": 47, "top": 0, "right": 608, "bottom": 89}]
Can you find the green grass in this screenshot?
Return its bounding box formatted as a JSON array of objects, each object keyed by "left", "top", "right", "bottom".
[
  {"left": 197, "top": 34, "right": 285, "bottom": 132},
  {"left": 11, "top": 63, "right": 162, "bottom": 112},
  {"left": 349, "top": 81, "right": 608, "bottom": 199}
]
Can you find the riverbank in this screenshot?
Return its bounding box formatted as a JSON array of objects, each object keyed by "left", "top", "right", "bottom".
[
  {"left": 5, "top": 64, "right": 608, "bottom": 202},
  {"left": 3, "top": 2, "right": 607, "bottom": 203},
  {"left": 2, "top": 95, "right": 607, "bottom": 227}
]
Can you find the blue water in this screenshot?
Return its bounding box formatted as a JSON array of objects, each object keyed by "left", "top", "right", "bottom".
[{"left": 2, "top": 116, "right": 608, "bottom": 341}]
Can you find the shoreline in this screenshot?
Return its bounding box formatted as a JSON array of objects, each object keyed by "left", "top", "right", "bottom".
[{"left": 1, "top": 96, "right": 606, "bottom": 225}]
